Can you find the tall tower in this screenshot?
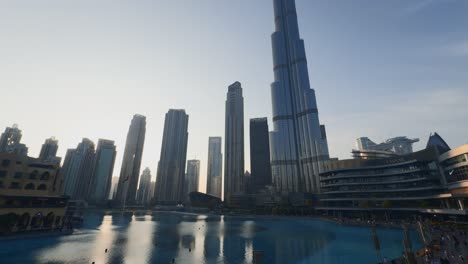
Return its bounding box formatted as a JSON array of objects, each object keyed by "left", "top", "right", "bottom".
[
  {"left": 207, "top": 137, "right": 222, "bottom": 198},
  {"left": 269, "top": 0, "right": 329, "bottom": 193},
  {"left": 250, "top": 118, "right": 272, "bottom": 192},
  {"left": 89, "top": 139, "right": 116, "bottom": 205},
  {"left": 185, "top": 159, "right": 200, "bottom": 201},
  {"left": 62, "top": 138, "right": 96, "bottom": 200},
  {"left": 115, "top": 114, "right": 146, "bottom": 205},
  {"left": 154, "top": 109, "right": 189, "bottom": 204},
  {"left": 136, "top": 167, "right": 152, "bottom": 205},
  {"left": 39, "top": 137, "right": 60, "bottom": 164},
  {"left": 224, "top": 81, "right": 244, "bottom": 202},
  {"left": 0, "top": 124, "right": 28, "bottom": 156}
]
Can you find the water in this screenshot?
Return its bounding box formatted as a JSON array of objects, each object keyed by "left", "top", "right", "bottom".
[{"left": 0, "top": 212, "right": 422, "bottom": 264}]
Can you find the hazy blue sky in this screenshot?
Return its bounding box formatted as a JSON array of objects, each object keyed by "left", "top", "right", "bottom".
[{"left": 1, "top": 0, "right": 467, "bottom": 192}]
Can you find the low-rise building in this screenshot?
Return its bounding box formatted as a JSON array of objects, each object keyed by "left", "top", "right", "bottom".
[
  {"left": 318, "top": 136, "right": 468, "bottom": 220},
  {"left": 0, "top": 152, "right": 68, "bottom": 234}
]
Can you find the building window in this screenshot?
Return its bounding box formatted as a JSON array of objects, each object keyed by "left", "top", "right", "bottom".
[
  {"left": 24, "top": 183, "right": 35, "bottom": 190},
  {"left": 1, "top": 160, "right": 10, "bottom": 167},
  {"left": 37, "top": 184, "right": 47, "bottom": 191},
  {"left": 0, "top": 170, "right": 6, "bottom": 178},
  {"left": 40, "top": 172, "right": 50, "bottom": 181},
  {"left": 29, "top": 170, "right": 38, "bottom": 180},
  {"left": 8, "top": 182, "right": 21, "bottom": 189},
  {"left": 14, "top": 172, "right": 22, "bottom": 179}
]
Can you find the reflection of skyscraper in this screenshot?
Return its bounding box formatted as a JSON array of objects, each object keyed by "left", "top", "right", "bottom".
[
  {"left": 249, "top": 118, "right": 272, "bottom": 191},
  {"left": 39, "top": 137, "right": 60, "bottom": 163},
  {"left": 224, "top": 82, "right": 244, "bottom": 202},
  {"left": 62, "top": 138, "right": 96, "bottom": 200},
  {"left": 137, "top": 167, "right": 152, "bottom": 205},
  {"left": 155, "top": 109, "right": 189, "bottom": 204},
  {"left": 0, "top": 124, "right": 28, "bottom": 156},
  {"left": 185, "top": 159, "right": 200, "bottom": 200},
  {"left": 269, "top": 0, "right": 329, "bottom": 193},
  {"left": 207, "top": 137, "right": 222, "bottom": 198},
  {"left": 115, "top": 114, "right": 146, "bottom": 205},
  {"left": 89, "top": 139, "right": 117, "bottom": 204}
]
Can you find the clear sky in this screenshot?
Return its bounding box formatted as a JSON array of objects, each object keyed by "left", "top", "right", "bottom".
[{"left": 1, "top": 0, "right": 467, "bottom": 193}]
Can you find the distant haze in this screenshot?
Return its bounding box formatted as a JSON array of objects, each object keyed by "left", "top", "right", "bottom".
[{"left": 1, "top": 0, "right": 467, "bottom": 193}]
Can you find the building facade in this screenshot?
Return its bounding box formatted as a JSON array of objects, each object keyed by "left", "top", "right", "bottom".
[
  {"left": 115, "top": 114, "right": 146, "bottom": 205},
  {"left": 88, "top": 139, "right": 116, "bottom": 205},
  {"left": 269, "top": 0, "right": 329, "bottom": 194},
  {"left": 185, "top": 160, "right": 200, "bottom": 201},
  {"left": 250, "top": 118, "right": 272, "bottom": 192},
  {"left": 0, "top": 152, "right": 68, "bottom": 234},
  {"left": 318, "top": 139, "right": 468, "bottom": 219},
  {"left": 136, "top": 167, "right": 152, "bottom": 205},
  {"left": 439, "top": 144, "right": 468, "bottom": 210},
  {"left": 224, "top": 81, "right": 244, "bottom": 202},
  {"left": 207, "top": 137, "right": 222, "bottom": 198},
  {"left": 62, "top": 138, "right": 96, "bottom": 201},
  {"left": 155, "top": 109, "right": 189, "bottom": 204}
]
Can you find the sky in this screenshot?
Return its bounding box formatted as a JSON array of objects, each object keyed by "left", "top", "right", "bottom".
[{"left": 1, "top": 0, "right": 467, "bottom": 193}]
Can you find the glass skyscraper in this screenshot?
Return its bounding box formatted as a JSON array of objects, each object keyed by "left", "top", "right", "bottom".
[
  {"left": 206, "top": 137, "right": 222, "bottom": 198},
  {"left": 269, "top": 0, "right": 329, "bottom": 193},
  {"left": 250, "top": 118, "right": 272, "bottom": 191},
  {"left": 224, "top": 82, "right": 244, "bottom": 202},
  {"left": 185, "top": 159, "right": 200, "bottom": 201},
  {"left": 155, "top": 109, "right": 189, "bottom": 204},
  {"left": 89, "top": 139, "right": 116, "bottom": 205},
  {"left": 136, "top": 167, "right": 152, "bottom": 205},
  {"left": 62, "top": 138, "right": 96, "bottom": 200},
  {"left": 115, "top": 114, "right": 146, "bottom": 205}
]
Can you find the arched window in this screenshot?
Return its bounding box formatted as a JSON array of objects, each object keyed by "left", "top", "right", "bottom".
[
  {"left": 43, "top": 212, "right": 55, "bottom": 228},
  {"left": 40, "top": 172, "right": 50, "bottom": 181},
  {"left": 18, "top": 213, "right": 30, "bottom": 230},
  {"left": 30, "top": 212, "right": 43, "bottom": 228},
  {"left": 37, "top": 184, "right": 47, "bottom": 190},
  {"left": 24, "top": 183, "right": 35, "bottom": 190},
  {"left": 55, "top": 216, "right": 61, "bottom": 226},
  {"left": 29, "top": 170, "right": 39, "bottom": 180}
]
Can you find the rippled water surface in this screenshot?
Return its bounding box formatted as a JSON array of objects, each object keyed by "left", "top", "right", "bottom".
[{"left": 0, "top": 212, "right": 423, "bottom": 263}]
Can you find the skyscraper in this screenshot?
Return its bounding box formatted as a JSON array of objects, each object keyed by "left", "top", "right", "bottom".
[
  {"left": 137, "top": 167, "right": 152, "bottom": 205},
  {"left": 269, "top": 0, "right": 329, "bottom": 193},
  {"left": 0, "top": 124, "right": 28, "bottom": 156},
  {"left": 224, "top": 81, "right": 244, "bottom": 202},
  {"left": 115, "top": 114, "right": 146, "bottom": 205},
  {"left": 155, "top": 109, "right": 189, "bottom": 204},
  {"left": 185, "top": 159, "right": 200, "bottom": 201},
  {"left": 88, "top": 139, "right": 116, "bottom": 205},
  {"left": 250, "top": 118, "right": 272, "bottom": 191},
  {"left": 39, "top": 137, "right": 60, "bottom": 164},
  {"left": 206, "top": 137, "right": 222, "bottom": 198},
  {"left": 110, "top": 176, "right": 119, "bottom": 200},
  {"left": 62, "top": 138, "right": 96, "bottom": 200}
]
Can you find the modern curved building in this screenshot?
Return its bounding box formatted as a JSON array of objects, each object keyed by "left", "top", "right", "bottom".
[
  {"left": 319, "top": 138, "right": 468, "bottom": 219},
  {"left": 439, "top": 144, "right": 468, "bottom": 209},
  {"left": 269, "top": 0, "right": 329, "bottom": 194}
]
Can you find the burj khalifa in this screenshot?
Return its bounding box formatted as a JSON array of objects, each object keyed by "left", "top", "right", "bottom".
[{"left": 269, "top": 0, "right": 329, "bottom": 193}]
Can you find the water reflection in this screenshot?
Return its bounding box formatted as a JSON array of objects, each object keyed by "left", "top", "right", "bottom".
[{"left": 0, "top": 212, "right": 423, "bottom": 264}]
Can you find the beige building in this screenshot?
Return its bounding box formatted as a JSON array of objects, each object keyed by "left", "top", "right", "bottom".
[{"left": 0, "top": 152, "right": 68, "bottom": 234}]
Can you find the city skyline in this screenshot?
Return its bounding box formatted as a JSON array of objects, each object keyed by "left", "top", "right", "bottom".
[{"left": 1, "top": 0, "right": 467, "bottom": 194}]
